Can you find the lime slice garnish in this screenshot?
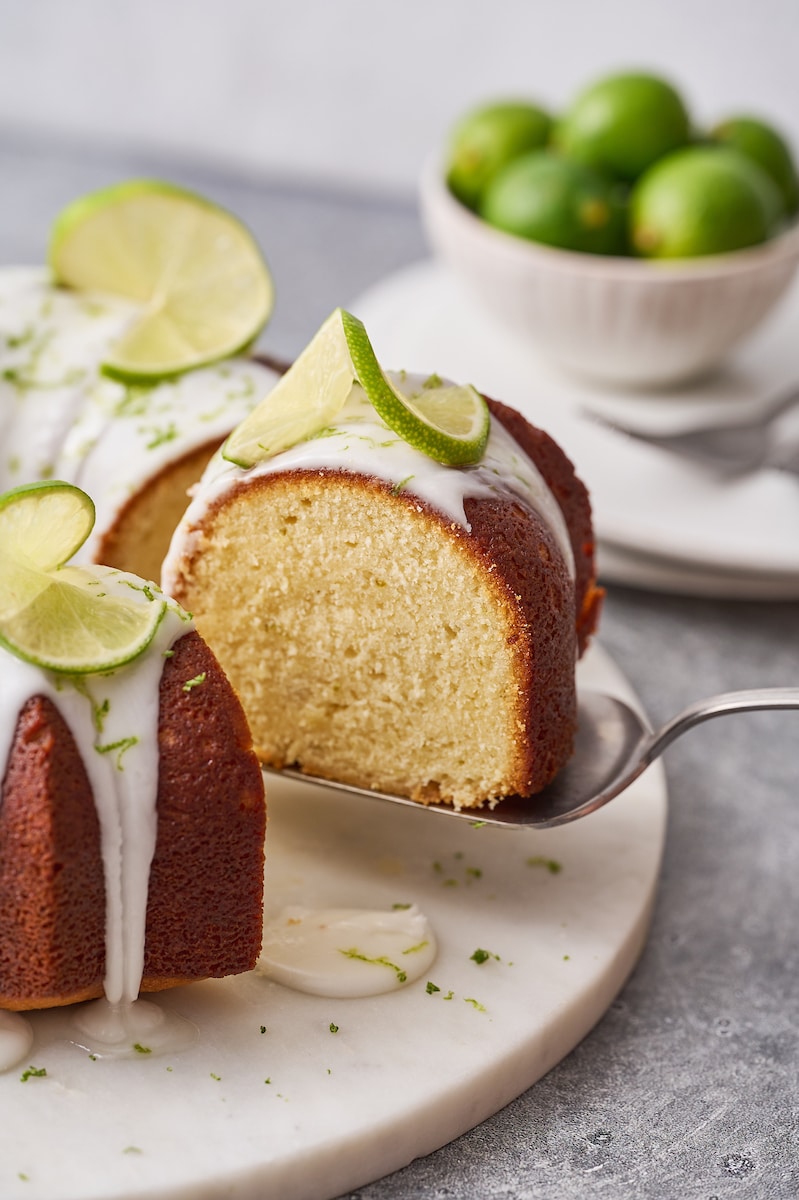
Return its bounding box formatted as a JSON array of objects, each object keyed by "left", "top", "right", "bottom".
[
  {"left": 341, "top": 310, "right": 489, "bottom": 465},
  {"left": 0, "top": 483, "right": 166, "bottom": 674},
  {"left": 222, "top": 309, "right": 357, "bottom": 468},
  {"left": 222, "top": 307, "right": 489, "bottom": 469},
  {"left": 0, "top": 480, "right": 95, "bottom": 571},
  {"left": 49, "top": 180, "right": 274, "bottom": 383}
]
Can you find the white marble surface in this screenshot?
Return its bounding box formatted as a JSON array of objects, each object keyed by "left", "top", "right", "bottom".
[
  {"left": 0, "top": 0, "right": 797, "bottom": 194},
  {"left": 0, "top": 648, "right": 665, "bottom": 1200}
]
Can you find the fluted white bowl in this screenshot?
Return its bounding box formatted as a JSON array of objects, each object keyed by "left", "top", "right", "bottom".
[{"left": 420, "top": 159, "right": 799, "bottom": 388}]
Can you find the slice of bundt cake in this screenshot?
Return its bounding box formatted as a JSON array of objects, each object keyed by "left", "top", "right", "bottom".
[
  {"left": 0, "top": 570, "right": 266, "bottom": 1013},
  {"left": 162, "top": 340, "right": 602, "bottom": 809}
]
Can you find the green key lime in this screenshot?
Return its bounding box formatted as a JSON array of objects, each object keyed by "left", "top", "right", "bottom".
[
  {"left": 631, "top": 145, "right": 782, "bottom": 258},
  {"left": 447, "top": 100, "right": 553, "bottom": 211},
  {"left": 553, "top": 71, "right": 691, "bottom": 182},
  {"left": 481, "top": 150, "right": 628, "bottom": 254},
  {"left": 340, "top": 312, "right": 489, "bottom": 465},
  {"left": 712, "top": 115, "right": 799, "bottom": 217},
  {"left": 0, "top": 482, "right": 167, "bottom": 674},
  {"left": 49, "top": 180, "right": 274, "bottom": 383},
  {"left": 223, "top": 308, "right": 490, "bottom": 469}
]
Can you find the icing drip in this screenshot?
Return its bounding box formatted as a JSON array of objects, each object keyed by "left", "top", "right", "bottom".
[
  {"left": 71, "top": 997, "right": 198, "bottom": 1060},
  {"left": 163, "top": 378, "right": 575, "bottom": 585},
  {"left": 0, "top": 573, "right": 191, "bottom": 1017}
]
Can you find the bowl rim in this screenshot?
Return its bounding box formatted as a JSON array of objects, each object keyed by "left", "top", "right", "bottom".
[{"left": 420, "top": 155, "right": 799, "bottom": 282}]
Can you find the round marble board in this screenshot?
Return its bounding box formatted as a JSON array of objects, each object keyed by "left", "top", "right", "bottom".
[{"left": 0, "top": 645, "right": 666, "bottom": 1200}]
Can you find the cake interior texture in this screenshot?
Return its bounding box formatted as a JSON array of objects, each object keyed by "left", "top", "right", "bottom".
[{"left": 170, "top": 470, "right": 578, "bottom": 809}]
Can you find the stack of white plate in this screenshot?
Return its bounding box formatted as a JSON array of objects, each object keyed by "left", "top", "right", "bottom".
[{"left": 350, "top": 261, "right": 799, "bottom": 600}]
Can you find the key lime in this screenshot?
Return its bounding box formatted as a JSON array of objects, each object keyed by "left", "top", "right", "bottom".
[
  {"left": 631, "top": 145, "right": 783, "bottom": 258},
  {"left": 553, "top": 71, "right": 691, "bottom": 182},
  {"left": 712, "top": 115, "right": 799, "bottom": 217},
  {"left": 223, "top": 309, "right": 489, "bottom": 469},
  {"left": 447, "top": 100, "right": 553, "bottom": 211},
  {"left": 0, "top": 482, "right": 167, "bottom": 674},
  {"left": 49, "top": 180, "right": 274, "bottom": 382},
  {"left": 481, "top": 150, "right": 628, "bottom": 254}
]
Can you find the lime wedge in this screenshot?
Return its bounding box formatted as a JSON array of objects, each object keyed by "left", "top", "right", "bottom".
[
  {"left": 49, "top": 180, "right": 274, "bottom": 382},
  {"left": 0, "top": 480, "right": 95, "bottom": 571},
  {"left": 222, "top": 308, "right": 356, "bottom": 468},
  {"left": 0, "top": 482, "right": 166, "bottom": 674},
  {"left": 222, "top": 307, "right": 489, "bottom": 469}
]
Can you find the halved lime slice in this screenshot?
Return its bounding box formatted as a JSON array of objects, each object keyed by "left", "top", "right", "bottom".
[
  {"left": 222, "top": 308, "right": 356, "bottom": 468},
  {"left": 222, "top": 307, "right": 489, "bottom": 469},
  {"left": 340, "top": 311, "right": 489, "bottom": 465},
  {"left": 0, "top": 563, "right": 166, "bottom": 674},
  {"left": 0, "top": 482, "right": 166, "bottom": 674},
  {"left": 0, "top": 480, "right": 95, "bottom": 571},
  {"left": 49, "top": 180, "right": 274, "bottom": 382}
]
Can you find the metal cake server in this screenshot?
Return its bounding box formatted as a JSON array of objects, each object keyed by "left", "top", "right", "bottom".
[
  {"left": 265, "top": 686, "right": 799, "bottom": 830},
  {"left": 586, "top": 384, "right": 799, "bottom": 476}
]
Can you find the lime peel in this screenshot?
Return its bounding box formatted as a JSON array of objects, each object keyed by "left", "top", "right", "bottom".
[
  {"left": 340, "top": 310, "right": 490, "bottom": 466},
  {"left": 0, "top": 482, "right": 167, "bottom": 674},
  {"left": 222, "top": 307, "right": 489, "bottom": 471}
]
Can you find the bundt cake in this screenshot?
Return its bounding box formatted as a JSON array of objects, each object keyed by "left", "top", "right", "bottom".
[
  {"left": 162, "top": 368, "right": 602, "bottom": 809},
  {"left": 0, "top": 266, "right": 280, "bottom": 583},
  {"left": 0, "top": 575, "right": 266, "bottom": 1013}
]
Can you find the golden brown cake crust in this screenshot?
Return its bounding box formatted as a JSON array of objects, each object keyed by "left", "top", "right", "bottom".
[
  {"left": 0, "top": 632, "right": 266, "bottom": 1012},
  {"left": 143, "top": 630, "right": 266, "bottom": 986},
  {"left": 485, "top": 397, "right": 603, "bottom": 655},
  {"left": 461, "top": 493, "right": 577, "bottom": 795},
  {"left": 0, "top": 696, "right": 106, "bottom": 1011}
]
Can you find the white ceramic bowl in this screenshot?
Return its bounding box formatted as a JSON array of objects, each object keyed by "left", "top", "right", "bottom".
[{"left": 420, "top": 158, "right": 799, "bottom": 388}]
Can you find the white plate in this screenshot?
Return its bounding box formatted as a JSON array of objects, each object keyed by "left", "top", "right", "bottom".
[
  {"left": 1, "top": 646, "right": 665, "bottom": 1200},
  {"left": 597, "top": 540, "right": 799, "bottom": 599},
  {"left": 350, "top": 261, "right": 799, "bottom": 582}
]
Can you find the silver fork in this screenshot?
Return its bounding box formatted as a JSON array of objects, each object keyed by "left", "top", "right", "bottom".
[{"left": 587, "top": 384, "right": 799, "bottom": 476}]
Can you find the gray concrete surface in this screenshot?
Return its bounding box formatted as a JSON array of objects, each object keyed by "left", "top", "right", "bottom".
[{"left": 2, "top": 133, "right": 797, "bottom": 1200}]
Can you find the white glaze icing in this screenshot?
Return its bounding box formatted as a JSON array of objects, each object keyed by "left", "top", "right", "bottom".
[
  {"left": 71, "top": 996, "right": 198, "bottom": 1060},
  {"left": 259, "top": 905, "right": 437, "bottom": 997},
  {"left": 0, "top": 571, "right": 191, "bottom": 1027},
  {"left": 0, "top": 267, "right": 279, "bottom": 564},
  {"left": 162, "top": 377, "right": 575, "bottom": 587}
]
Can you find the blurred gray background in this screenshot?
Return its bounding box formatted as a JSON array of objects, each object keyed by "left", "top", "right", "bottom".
[{"left": 0, "top": 0, "right": 796, "bottom": 198}]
